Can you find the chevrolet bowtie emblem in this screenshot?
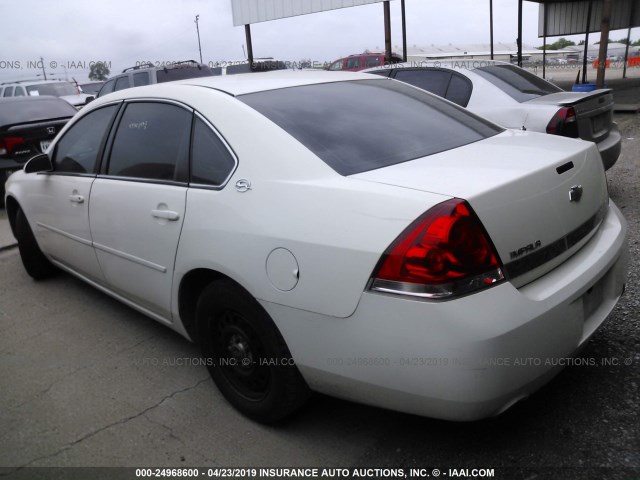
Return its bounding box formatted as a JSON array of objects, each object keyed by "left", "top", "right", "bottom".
[
  {"left": 47, "top": 127, "right": 56, "bottom": 134},
  {"left": 569, "top": 185, "right": 583, "bottom": 202}
]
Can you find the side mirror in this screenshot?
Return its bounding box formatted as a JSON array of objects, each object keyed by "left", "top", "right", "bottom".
[
  {"left": 85, "top": 96, "right": 94, "bottom": 104},
  {"left": 24, "top": 153, "right": 53, "bottom": 174}
]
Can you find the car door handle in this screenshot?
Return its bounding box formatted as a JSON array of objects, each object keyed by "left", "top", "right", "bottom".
[
  {"left": 151, "top": 209, "right": 180, "bottom": 221},
  {"left": 69, "top": 194, "right": 85, "bottom": 204}
]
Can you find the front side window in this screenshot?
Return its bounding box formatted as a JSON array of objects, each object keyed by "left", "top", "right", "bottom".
[
  {"left": 191, "top": 117, "right": 236, "bottom": 186},
  {"left": 99, "top": 79, "right": 116, "bottom": 97},
  {"left": 53, "top": 105, "right": 119, "bottom": 174},
  {"left": 114, "top": 76, "right": 130, "bottom": 92},
  {"left": 107, "top": 102, "right": 191, "bottom": 181},
  {"left": 240, "top": 80, "right": 502, "bottom": 176},
  {"left": 328, "top": 61, "right": 343, "bottom": 71},
  {"left": 15, "top": 87, "right": 26, "bottom": 96}
]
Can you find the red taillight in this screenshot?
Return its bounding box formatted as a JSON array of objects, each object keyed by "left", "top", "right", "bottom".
[
  {"left": 0, "top": 136, "right": 26, "bottom": 156},
  {"left": 371, "top": 198, "right": 504, "bottom": 299},
  {"left": 546, "top": 107, "right": 579, "bottom": 138}
]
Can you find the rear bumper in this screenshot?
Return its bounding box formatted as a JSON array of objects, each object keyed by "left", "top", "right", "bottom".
[
  {"left": 263, "top": 201, "right": 628, "bottom": 420},
  {"left": 597, "top": 124, "right": 621, "bottom": 170}
]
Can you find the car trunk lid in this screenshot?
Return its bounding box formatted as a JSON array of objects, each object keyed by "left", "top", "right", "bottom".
[
  {"left": 350, "top": 130, "right": 609, "bottom": 288},
  {"left": 526, "top": 89, "right": 614, "bottom": 144}
]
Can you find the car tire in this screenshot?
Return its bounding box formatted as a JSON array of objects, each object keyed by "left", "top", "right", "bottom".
[
  {"left": 196, "top": 279, "right": 310, "bottom": 423},
  {"left": 15, "top": 207, "right": 57, "bottom": 280},
  {"left": 0, "top": 175, "right": 5, "bottom": 208}
]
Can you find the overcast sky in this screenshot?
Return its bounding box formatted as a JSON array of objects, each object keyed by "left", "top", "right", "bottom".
[{"left": 1, "top": 0, "right": 638, "bottom": 82}]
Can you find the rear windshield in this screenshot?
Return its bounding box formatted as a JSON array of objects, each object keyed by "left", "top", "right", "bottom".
[
  {"left": 0, "top": 98, "right": 77, "bottom": 125},
  {"left": 26, "top": 82, "right": 78, "bottom": 97},
  {"left": 156, "top": 65, "right": 215, "bottom": 83},
  {"left": 473, "top": 64, "right": 562, "bottom": 102},
  {"left": 240, "top": 79, "right": 502, "bottom": 176}
]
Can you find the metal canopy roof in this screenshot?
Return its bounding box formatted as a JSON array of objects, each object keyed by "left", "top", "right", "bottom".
[
  {"left": 231, "top": 0, "right": 394, "bottom": 26},
  {"left": 531, "top": 0, "right": 639, "bottom": 36}
]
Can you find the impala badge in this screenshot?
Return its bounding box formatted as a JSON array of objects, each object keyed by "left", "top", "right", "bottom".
[
  {"left": 47, "top": 127, "right": 56, "bottom": 134},
  {"left": 569, "top": 185, "right": 583, "bottom": 202}
]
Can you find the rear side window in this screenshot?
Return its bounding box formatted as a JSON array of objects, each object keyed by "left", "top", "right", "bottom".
[
  {"left": 445, "top": 74, "right": 473, "bottom": 107},
  {"left": 225, "top": 64, "right": 251, "bottom": 75},
  {"left": 190, "top": 117, "right": 236, "bottom": 186},
  {"left": 3, "top": 87, "right": 14, "bottom": 97},
  {"left": 473, "top": 64, "right": 562, "bottom": 102},
  {"left": 53, "top": 105, "right": 119, "bottom": 174},
  {"left": 156, "top": 66, "right": 214, "bottom": 83},
  {"left": 240, "top": 80, "right": 502, "bottom": 176},
  {"left": 133, "top": 72, "right": 150, "bottom": 87},
  {"left": 365, "top": 56, "right": 382, "bottom": 68},
  {"left": 346, "top": 57, "right": 362, "bottom": 69},
  {"left": 328, "top": 61, "right": 343, "bottom": 71},
  {"left": 393, "top": 69, "right": 451, "bottom": 97},
  {"left": 114, "top": 76, "right": 130, "bottom": 92},
  {"left": 107, "top": 102, "right": 191, "bottom": 181}
]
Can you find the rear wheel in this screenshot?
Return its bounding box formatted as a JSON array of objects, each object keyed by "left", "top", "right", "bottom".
[
  {"left": 15, "top": 207, "right": 57, "bottom": 279},
  {"left": 196, "top": 279, "right": 310, "bottom": 423}
]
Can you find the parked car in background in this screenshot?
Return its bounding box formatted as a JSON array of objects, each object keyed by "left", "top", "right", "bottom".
[
  {"left": 80, "top": 82, "right": 104, "bottom": 97},
  {"left": 209, "top": 58, "right": 289, "bottom": 75},
  {"left": 0, "top": 80, "right": 94, "bottom": 109},
  {"left": 97, "top": 60, "right": 215, "bottom": 98},
  {"left": 364, "top": 60, "right": 621, "bottom": 170},
  {"left": 5, "top": 72, "right": 627, "bottom": 423},
  {"left": 0, "top": 96, "right": 77, "bottom": 206},
  {"left": 327, "top": 52, "right": 403, "bottom": 71}
]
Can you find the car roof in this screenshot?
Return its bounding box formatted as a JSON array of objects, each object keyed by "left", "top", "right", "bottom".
[
  {"left": 178, "top": 70, "right": 385, "bottom": 95},
  {"left": 139, "top": 70, "right": 386, "bottom": 97},
  {"left": 0, "top": 79, "right": 73, "bottom": 87}
]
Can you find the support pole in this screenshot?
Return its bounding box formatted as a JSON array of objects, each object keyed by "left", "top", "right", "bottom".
[
  {"left": 401, "top": 0, "right": 407, "bottom": 62},
  {"left": 517, "top": 0, "right": 523, "bottom": 67},
  {"left": 623, "top": 1, "right": 636, "bottom": 78},
  {"left": 596, "top": 0, "right": 612, "bottom": 89},
  {"left": 542, "top": 4, "right": 547, "bottom": 78},
  {"left": 490, "top": 0, "right": 494, "bottom": 60},
  {"left": 384, "top": 1, "right": 392, "bottom": 64},
  {"left": 582, "top": 1, "right": 593, "bottom": 84},
  {"left": 245, "top": 24, "right": 254, "bottom": 68}
]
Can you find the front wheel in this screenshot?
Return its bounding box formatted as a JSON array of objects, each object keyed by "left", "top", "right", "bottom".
[
  {"left": 196, "top": 279, "right": 310, "bottom": 423},
  {"left": 15, "top": 207, "right": 57, "bottom": 280}
]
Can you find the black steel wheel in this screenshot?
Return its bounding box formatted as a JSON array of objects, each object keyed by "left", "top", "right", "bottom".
[{"left": 196, "top": 279, "right": 310, "bottom": 423}]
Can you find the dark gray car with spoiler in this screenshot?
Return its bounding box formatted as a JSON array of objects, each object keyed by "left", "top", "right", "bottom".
[
  {"left": 0, "top": 96, "right": 77, "bottom": 206},
  {"left": 363, "top": 60, "right": 621, "bottom": 170}
]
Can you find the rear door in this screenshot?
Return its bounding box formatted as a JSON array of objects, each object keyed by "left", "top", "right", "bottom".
[{"left": 89, "top": 101, "right": 192, "bottom": 320}]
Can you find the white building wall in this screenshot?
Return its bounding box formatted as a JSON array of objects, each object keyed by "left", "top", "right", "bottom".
[{"left": 231, "top": 0, "right": 394, "bottom": 26}]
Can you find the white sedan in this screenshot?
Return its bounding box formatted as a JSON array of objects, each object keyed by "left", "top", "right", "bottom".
[
  {"left": 4, "top": 71, "right": 628, "bottom": 423},
  {"left": 363, "top": 60, "right": 622, "bottom": 170}
]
